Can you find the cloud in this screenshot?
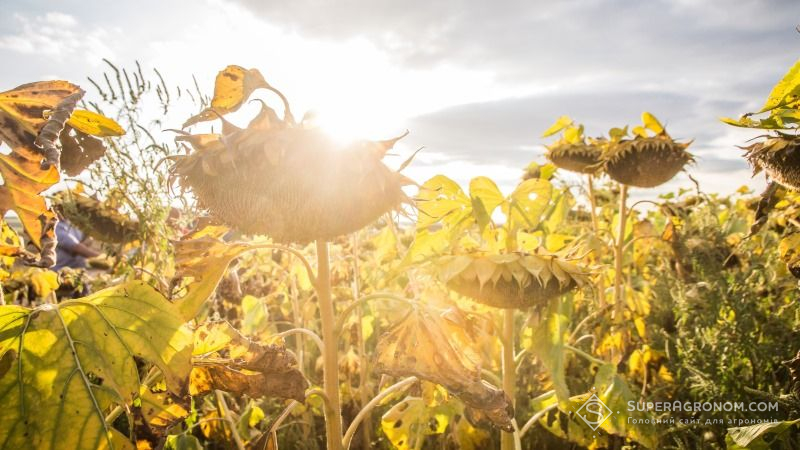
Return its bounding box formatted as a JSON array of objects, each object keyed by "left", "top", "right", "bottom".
[
  {"left": 397, "top": 87, "right": 766, "bottom": 195},
  {"left": 0, "top": 12, "right": 116, "bottom": 64}
]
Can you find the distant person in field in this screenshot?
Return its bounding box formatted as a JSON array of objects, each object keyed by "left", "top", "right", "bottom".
[{"left": 53, "top": 219, "right": 100, "bottom": 270}]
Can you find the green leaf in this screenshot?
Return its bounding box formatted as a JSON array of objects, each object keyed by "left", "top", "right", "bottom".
[
  {"left": 241, "top": 294, "right": 270, "bottom": 338},
  {"left": 760, "top": 59, "right": 800, "bottom": 113},
  {"left": 580, "top": 363, "right": 657, "bottom": 448},
  {"left": 165, "top": 434, "right": 203, "bottom": 450},
  {"left": 381, "top": 396, "right": 455, "bottom": 450},
  {"left": 469, "top": 177, "right": 505, "bottom": 232},
  {"left": 541, "top": 115, "right": 573, "bottom": 138},
  {"left": 0, "top": 281, "right": 193, "bottom": 450},
  {"left": 527, "top": 297, "right": 572, "bottom": 409},
  {"left": 416, "top": 175, "right": 473, "bottom": 230},
  {"left": 726, "top": 419, "right": 800, "bottom": 449},
  {"left": 563, "top": 125, "right": 584, "bottom": 143},
  {"left": 504, "top": 178, "right": 553, "bottom": 233}
]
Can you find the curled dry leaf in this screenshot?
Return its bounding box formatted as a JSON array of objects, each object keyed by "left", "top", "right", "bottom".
[
  {"left": 172, "top": 235, "right": 260, "bottom": 321},
  {"left": 375, "top": 307, "right": 514, "bottom": 431},
  {"left": 0, "top": 81, "right": 123, "bottom": 266},
  {"left": 171, "top": 66, "right": 413, "bottom": 244},
  {"left": 190, "top": 322, "right": 308, "bottom": 401},
  {"left": 133, "top": 386, "right": 190, "bottom": 448},
  {"left": 0, "top": 81, "right": 79, "bottom": 256}
]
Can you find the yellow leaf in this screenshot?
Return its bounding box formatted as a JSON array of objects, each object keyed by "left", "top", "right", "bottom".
[
  {"left": 641, "top": 111, "right": 664, "bottom": 134},
  {"left": 173, "top": 236, "right": 260, "bottom": 320},
  {"left": 30, "top": 269, "right": 59, "bottom": 297},
  {"left": 0, "top": 80, "right": 85, "bottom": 253},
  {"left": 67, "top": 110, "right": 125, "bottom": 136},
  {"left": 183, "top": 66, "right": 270, "bottom": 127},
  {"left": 541, "top": 115, "right": 573, "bottom": 138}
]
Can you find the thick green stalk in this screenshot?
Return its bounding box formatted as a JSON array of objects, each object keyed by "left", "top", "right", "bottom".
[{"left": 316, "top": 241, "right": 344, "bottom": 450}]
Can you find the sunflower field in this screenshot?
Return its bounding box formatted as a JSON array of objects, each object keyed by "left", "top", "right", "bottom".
[{"left": 1, "top": 56, "right": 800, "bottom": 450}]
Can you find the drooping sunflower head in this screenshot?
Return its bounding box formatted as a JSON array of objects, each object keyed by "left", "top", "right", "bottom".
[
  {"left": 170, "top": 66, "right": 414, "bottom": 244},
  {"left": 741, "top": 135, "right": 800, "bottom": 190},
  {"left": 541, "top": 116, "right": 604, "bottom": 174},
  {"left": 437, "top": 252, "right": 588, "bottom": 309},
  {"left": 545, "top": 140, "right": 605, "bottom": 174},
  {"left": 603, "top": 113, "right": 693, "bottom": 188},
  {"left": 52, "top": 191, "right": 138, "bottom": 244}
]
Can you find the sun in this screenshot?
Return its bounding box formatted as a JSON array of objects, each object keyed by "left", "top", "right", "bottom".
[{"left": 312, "top": 105, "right": 405, "bottom": 144}]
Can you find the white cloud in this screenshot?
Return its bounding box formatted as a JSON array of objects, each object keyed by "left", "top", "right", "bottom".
[{"left": 0, "top": 12, "right": 116, "bottom": 65}]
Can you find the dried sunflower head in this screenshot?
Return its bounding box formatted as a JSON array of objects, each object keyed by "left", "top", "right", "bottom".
[
  {"left": 603, "top": 113, "right": 693, "bottom": 188},
  {"left": 604, "top": 134, "right": 692, "bottom": 188},
  {"left": 52, "top": 191, "right": 138, "bottom": 244},
  {"left": 170, "top": 67, "right": 413, "bottom": 244},
  {"left": 544, "top": 140, "right": 604, "bottom": 174},
  {"left": 742, "top": 135, "right": 800, "bottom": 190},
  {"left": 437, "top": 252, "right": 588, "bottom": 309},
  {"left": 541, "top": 116, "right": 604, "bottom": 174}
]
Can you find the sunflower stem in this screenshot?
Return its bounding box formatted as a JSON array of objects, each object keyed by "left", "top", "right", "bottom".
[
  {"left": 501, "top": 309, "right": 517, "bottom": 450},
  {"left": 587, "top": 174, "right": 605, "bottom": 309},
  {"left": 316, "top": 240, "right": 344, "bottom": 450},
  {"left": 613, "top": 184, "right": 628, "bottom": 324}
]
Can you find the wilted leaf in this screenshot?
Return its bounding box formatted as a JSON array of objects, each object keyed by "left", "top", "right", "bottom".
[
  {"left": 0, "top": 81, "right": 92, "bottom": 261},
  {"left": 29, "top": 268, "right": 59, "bottom": 297},
  {"left": 59, "top": 127, "right": 108, "bottom": 176},
  {"left": 375, "top": 307, "right": 514, "bottom": 431},
  {"left": 173, "top": 236, "right": 260, "bottom": 320},
  {"left": 67, "top": 110, "right": 125, "bottom": 137},
  {"left": 0, "top": 281, "right": 193, "bottom": 450},
  {"left": 191, "top": 322, "right": 308, "bottom": 401},
  {"left": 183, "top": 66, "right": 270, "bottom": 128}
]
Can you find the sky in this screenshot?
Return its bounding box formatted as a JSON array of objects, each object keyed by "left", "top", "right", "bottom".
[{"left": 1, "top": 0, "right": 799, "bottom": 200}]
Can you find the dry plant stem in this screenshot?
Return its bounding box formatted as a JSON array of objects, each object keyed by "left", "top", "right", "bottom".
[
  {"left": 215, "top": 390, "right": 246, "bottom": 450},
  {"left": 587, "top": 175, "right": 606, "bottom": 309},
  {"left": 587, "top": 174, "right": 600, "bottom": 235},
  {"left": 335, "top": 293, "right": 417, "bottom": 333},
  {"left": 520, "top": 403, "right": 558, "bottom": 437},
  {"left": 316, "top": 240, "right": 344, "bottom": 450},
  {"left": 613, "top": 184, "right": 628, "bottom": 324},
  {"left": 273, "top": 328, "right": 324, "bottom": 355},
  {"left": 342, "top": 376, "right": 418, "bottom": 450},
  {"left": 351, "top": 233, "right": 372, "bottom": 450},
  {"left": 501, "top": 309, "right": 517, "bottom": 450}
]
